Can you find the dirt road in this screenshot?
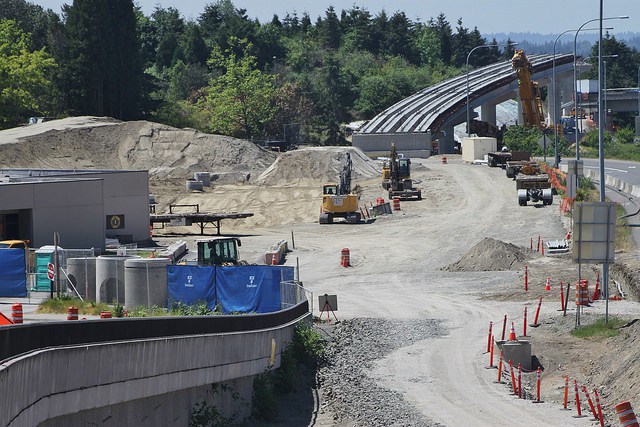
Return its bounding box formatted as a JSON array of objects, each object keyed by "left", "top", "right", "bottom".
[{"left": 206, "top": 156, "right": 601, "bottom": 425}]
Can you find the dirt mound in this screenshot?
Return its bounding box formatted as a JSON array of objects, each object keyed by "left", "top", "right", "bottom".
[
  {"left": 444, "top": 237, "right": 532, "bottom": 271},
  {"left": 0, "top": 117, "right": 277, "bottom": 184},
  {"left": 255, "top": 146, "right": 380, "bottom": 186}
]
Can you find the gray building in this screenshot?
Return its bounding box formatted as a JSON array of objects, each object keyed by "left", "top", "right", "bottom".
[{"left": 0, "top": 169, "right": 150, "bottom": 250}]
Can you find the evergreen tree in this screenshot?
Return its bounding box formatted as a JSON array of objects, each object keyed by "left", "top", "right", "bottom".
[
  {"left": 432, "top": 13, "right": 453, "bottom": 66},
  {"left": 62, "top": 0, "right": 142, "bottom": 119},
  {"left": 318, "top": 6, "right": 341, "bottom": 49}
]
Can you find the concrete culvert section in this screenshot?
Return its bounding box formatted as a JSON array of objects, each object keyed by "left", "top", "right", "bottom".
[
  {"left": 66, "top": 257, "right": 97, "bottom": 300},
  {"left": 124, "top": 258, "right": 172, "bottom": 309},
  {"left": 96, "top": 256, "right": 139, "bottom": 305}
]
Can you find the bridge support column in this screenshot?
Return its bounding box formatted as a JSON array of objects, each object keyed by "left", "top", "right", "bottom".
[
  {"left": 560, "top": 79, "right": 574, "bottom": 117},
  {"left": 437, "top": 124, "right": 456, "bottom": 154},
  {"left": 480, "top": 103, "right": 497, "bottom": 125}
]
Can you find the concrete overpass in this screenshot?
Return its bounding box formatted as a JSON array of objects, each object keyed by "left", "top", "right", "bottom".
[
  {"left": 352, "top": 53, "right": 575, "bottom": 156},
  {"left": 0, "top": 301, "right": 309, "bottom": 426}
]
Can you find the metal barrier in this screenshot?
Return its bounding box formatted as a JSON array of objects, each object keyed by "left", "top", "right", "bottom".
[{"left": 280, "top": 280, "right": 310, "bottom": 311}]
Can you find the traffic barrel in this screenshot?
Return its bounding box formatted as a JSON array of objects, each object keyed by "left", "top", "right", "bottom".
[
  {"left": 615, "top": 401, "right": 639, "bottom": 427},
  {"left": 100, "top": 311, "right": 112, "bottom": 319},
  {"left": 67, "top": 306, "right": 78, "bottom": 321},
  {"left": 341, "top": 248, "right": 351, "bottom": 267},
  {"left": 11, "top": 303, "right": 23, "bottom": 324},
  {"left": 441, "top": 155, "right": 447, "bottom": 164},
  {"left": 392, "top": 198, "right": 401, "bottom": 211}
]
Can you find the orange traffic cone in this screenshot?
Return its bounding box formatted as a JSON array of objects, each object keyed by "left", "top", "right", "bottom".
[
  {"left": 508, "top": 322, "right": 517, "bottom": 341},
  {"left": 545, "top": 277, "right": 551, "bottom": 291}
]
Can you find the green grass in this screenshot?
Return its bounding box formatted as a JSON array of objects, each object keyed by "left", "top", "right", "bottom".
[
  {"left": 616, "top": 204, "right": 636, "bottom": 253},
  {"left": 38, "top": 296, "right": 111, "bottom": 315},
  {"left": 570, "top": 317, "right": 628, "bottom": 338}
]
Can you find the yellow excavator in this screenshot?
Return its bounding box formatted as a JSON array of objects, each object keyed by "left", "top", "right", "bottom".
[
  {"left": 319, "top": 152, "right": 361, "bottom": 224},
  {"left": 381, "top": 143, "right": 421, "bottom": 200}
]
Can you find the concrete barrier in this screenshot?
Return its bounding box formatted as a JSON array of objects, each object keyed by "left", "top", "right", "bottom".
[{"left": 0, "top": 304, "right": 310, "bottom": 426}]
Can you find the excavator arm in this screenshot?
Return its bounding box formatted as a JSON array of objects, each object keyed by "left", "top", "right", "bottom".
[{"left": 512, "top": 50, "right": 546, "bottom": 129}]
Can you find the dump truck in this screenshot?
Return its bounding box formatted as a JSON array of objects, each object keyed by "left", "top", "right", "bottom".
[
  {"left": 487, "top": 150, "right": 531, "bottom": 168},
  {"left": 515, "top": 164, "right": 553, "bottom": 206},
  {"left": 505, "top": 160, "right": 537, "bottom": 179}
]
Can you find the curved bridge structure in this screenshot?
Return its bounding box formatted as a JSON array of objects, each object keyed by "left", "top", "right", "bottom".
[
  {"left": 0, "top": 302, "right": 309, "bottom": 426},
  {"left": 353, "top": 53, "right": 575, "bottom": 156}
]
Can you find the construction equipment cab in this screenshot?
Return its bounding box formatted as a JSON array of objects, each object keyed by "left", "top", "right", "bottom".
[
  {"left": 383, "top": 143, "right": 421, "bottom": 200},
  {"left": 197, "top": 237, "right": 241, "bottom": 266},
  {"left": 320, "top": 152, "right": 361, "bottom": 224}
]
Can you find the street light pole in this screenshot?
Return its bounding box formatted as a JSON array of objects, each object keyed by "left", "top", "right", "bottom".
[
  {"left": 553, "top": 27, "right": 604, "bottom": 168},
  {"left": 573, "top": 16, "right": 628, "bottom": 160},
  {"left": 466, "top": 44, "right": 497, "bottom": 137},
  {"left": 466, "top": 42, "right": 516, "bottom": 138}
]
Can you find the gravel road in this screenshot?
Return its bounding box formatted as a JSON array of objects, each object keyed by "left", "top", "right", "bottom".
[{"left": 243, "top": 156, "right": 603, "bottom": 426}]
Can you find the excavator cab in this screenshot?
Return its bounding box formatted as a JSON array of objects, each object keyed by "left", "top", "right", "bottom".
[
  {"left": 398, "top": 158, "right": 411, "bottom": 179},
  {"left": 197, "top": 237, "right": 241, "bottom": 266},
  {"left": 323, "top": 185, "right": 338, "bottom": 195}
]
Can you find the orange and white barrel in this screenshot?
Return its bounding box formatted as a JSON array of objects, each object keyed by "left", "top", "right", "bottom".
[
  {"left": 67, "top": 306, "right": 79, "bottom": 321},
  {"left": 392, "top": 198, "right": 401, "bottom": 211},
  {"left": 341, "top": 248, "right": 350, "bottom": 267},
  {"left": 615, "top": 401, "right": 639, "bottom": 427},
  {"left": 100, "top": 311, "right": 112, "bottom": 319},
  {"left": 11, "top": 303, "right": 23, "bottom": 324}
]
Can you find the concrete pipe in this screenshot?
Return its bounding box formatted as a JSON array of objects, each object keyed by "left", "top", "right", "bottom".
[
  {"left": 194, "top": 172, "right": 211, "bottom": 187},
  {"left": 186, "top": 179, "right": 203, "bottom": 191},
  {"left": 96, "top": 256, "right": 139, "bottom": 305},
  {"left": 66, "top": 257, "right": 97, "bottom": 301},
  {"left": 124, "top": 258, "right": 172, "bottom": 309}
]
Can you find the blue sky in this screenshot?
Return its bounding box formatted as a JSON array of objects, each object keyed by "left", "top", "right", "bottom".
[{"left": 31, "top": 0, "right": 638, "bottom": 35}]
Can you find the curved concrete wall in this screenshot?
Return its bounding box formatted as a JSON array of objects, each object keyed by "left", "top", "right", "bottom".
[{"left": 0, "top": 306, "right": 310, "bottom": 426}]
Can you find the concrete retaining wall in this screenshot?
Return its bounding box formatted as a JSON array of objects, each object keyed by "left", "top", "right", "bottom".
[{"left": 0, "top": 316, "right": 306, "bottom": 426}]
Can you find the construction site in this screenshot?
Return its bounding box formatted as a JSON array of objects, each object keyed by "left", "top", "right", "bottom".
[{"left": 0, "top": 112, "right": 639, "bottom": 426}]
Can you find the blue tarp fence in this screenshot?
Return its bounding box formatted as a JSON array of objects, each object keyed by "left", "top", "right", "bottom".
[
  {"left": 0, "top": 249, "right": 27, "bottom": 297},
  {"left": 167, "top": 265, "right": 294, "bottom": 314}
]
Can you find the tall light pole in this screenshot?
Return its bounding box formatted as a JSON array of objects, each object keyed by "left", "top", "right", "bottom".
[
  {"left": 466, "top": 42, "right": 517, "bottom": 137},
  {"left": 573, "top": 15, "right": 628, "bottom": 160},
  {"left": 466, "top": 44, "right": 497, "bottom": 137},
  {"left": 552, "top": 27, "right": 606, "bottom": 167}
]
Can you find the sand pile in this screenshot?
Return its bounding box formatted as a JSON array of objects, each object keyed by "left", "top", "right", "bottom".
[
  {"left": 0, "top": 117, "right": 277, "bottom": 183},
  {"left": 255, "top": 146, "right": 380, "bottom": 186},
  {"left": 444, "top": 237, "right": 531, "bottom": 271}
]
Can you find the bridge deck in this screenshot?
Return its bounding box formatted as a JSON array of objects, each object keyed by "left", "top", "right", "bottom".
[{"left": 359, "top": 54, "right": 575, "bottom": 135}]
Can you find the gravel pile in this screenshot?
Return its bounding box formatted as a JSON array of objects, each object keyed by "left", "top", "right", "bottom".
[
  {"left": 444, "top": 237, "right": 533, "bottom": 272},
  {"left": 317, "top": 318, "right": 446, "bottom": 426}
]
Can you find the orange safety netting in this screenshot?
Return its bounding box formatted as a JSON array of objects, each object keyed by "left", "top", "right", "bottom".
[{"left": 540, "top": 163, "right": 572, "bottom": 213}]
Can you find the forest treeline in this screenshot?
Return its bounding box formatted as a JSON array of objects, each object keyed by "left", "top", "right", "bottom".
[{"left": 1, "top": 0, "right": 639, "bottom": 145}]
